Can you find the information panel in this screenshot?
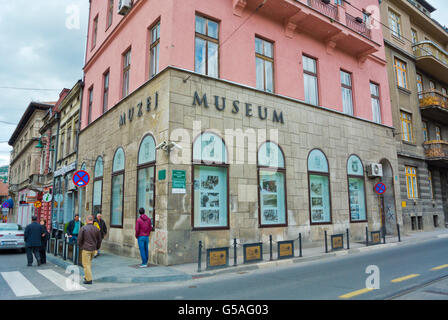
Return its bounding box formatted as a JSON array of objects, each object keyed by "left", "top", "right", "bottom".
[
  {"left": 277, "top": 240, "right": 294, "bottom": 259},
  {"left": 331, "top": 234, "right": 344, "bottom": 251},
  {"left": 371, "top": 231, "right": 381, "bottom": 245},
  {"left": 206, "top": 247, "right": 229, "bottom": 270},
  {"left": 243, "top": 243, "right": 263, "bottom": 264}
]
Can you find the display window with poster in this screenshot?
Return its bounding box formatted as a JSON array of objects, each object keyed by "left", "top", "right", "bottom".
[
  {"left": 308, "top": 149, "right": 332, "bottom": 224},
  {"left": 347, "top": 155, "right": 367, "bottom": 222},
  {"left": 192, "top": 132, "right": 228, "bottom": 230},
  {"left": 92, "top": 157, "right": 104, "bottom": 216},
  {"left": 136, "top": 134, "right": 156, "bottom": 225},
  {"left": 111, "top": 148, "right": 125, "bottom": 228}
]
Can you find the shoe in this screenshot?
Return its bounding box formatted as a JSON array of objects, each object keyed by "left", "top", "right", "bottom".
[
  {"left": 27, "top": 264, "right": 32, "bottom": 267},
  {"left": 83, "top": 280, "right": 93, "bottom": 285},
  {"left": 37, "top": 261, "right": 41, "bottom": 266},
  {"left": 139, "top": 264, "right": 148, "bottom": 268}
]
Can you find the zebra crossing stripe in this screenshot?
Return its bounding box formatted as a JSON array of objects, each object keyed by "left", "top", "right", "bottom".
[
  {"left": 1, "top": 271, "right": 41, "bottom": 297},
  {"left": 37, "top": 269, "right": 86, "bottom": 291}
]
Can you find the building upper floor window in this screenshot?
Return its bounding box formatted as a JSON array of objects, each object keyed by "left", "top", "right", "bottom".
[
  {"left": 92, "top": 15, "right": 98, "bottom": 49},
  {"left": 341, "top": 70, "right": 353, "bottom": 116},
  {"left": 400, "top": 111, "right": 413, "bottom": 143},
  {"left": 416, "top": 73, "right": 423, "bottom": 98},
  {"left": 303, "top": 55, "right": 318, "bottom": 106},
  {"left": 88, "top": 86, "right": 94, "bottom": 124},
  {"left": 103, "top": 70, "right": 109, "bottom": 113},
  {"left": 422, "top": 121, "right": 428, "bottom": 142},
  {"left": 107, "top": 0, "right": 114, "bottom": 29},
  {"left": 195, "top": 15, "right": 219, "bottom": 78},
  {"left": 370, "top": 82, "right": 381, "bottom": 124},
  {"left": 405, "top": 166, "right": 418, "bottom": 199},
  {"left": 122, "top": 48, "right": 131, "bottom": 98},
  {"left": 389, "top": 10, "right": 402, "bottom": 38},
  {"left": 150, "top": 22, "right": 160, "bottom": 78},
  {"left": 411, "top": 29, "right": 418, "bottom": 45},
  {"left": 255, "top": 37, "right": 274, "bottom": 93},
  {"left": 435, "top": 126, "right": 442, "bottom": 140},
  {"left": 394, "top": 58, "right": 408, "bottom": 89}
]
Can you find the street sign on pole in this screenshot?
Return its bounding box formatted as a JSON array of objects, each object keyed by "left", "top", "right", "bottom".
[
  {"left": 72, "top": 170, "right": 90, "bottom": 188},
  {"left": 43, "top": 193, "right": 53, "bottom": 203},
  {"left": 374, "top": 182, "right": 386, "bottom": 195}
]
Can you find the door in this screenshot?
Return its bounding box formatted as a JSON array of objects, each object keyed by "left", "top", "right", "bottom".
[{"left": 380, "top": 159, "right": 397, "bottom": 235}]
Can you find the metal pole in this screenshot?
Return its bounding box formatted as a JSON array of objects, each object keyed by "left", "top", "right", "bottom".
[
  {"left": 73, "top": 243, "right": 78, "bottom": 265},
  {"left": 233, "top": 238, "right": 237, "bottom": 267},
  {"left": 366, "top": 226, "right": 369, "bottom": 247},
  {"left": 54, "top": 238, "right": 58, "bottom": 256},
  {"left": 324, "top": 230, "right": 328, "bottom": 253},
  {"left": 382, "top": 229, "right": 386, "bottom": 244},
  {"left": 397, "top": 224, "right": 401, "bottom": 242},
  {"left": 299, "top": 233, "right": 302, "bottom": 257},
  {"left": 346, "top": 228, "right": 350, "bottom": 250},
  {"left": 197, "top": 241, "right": 202, "bottom": 273},
  {"left": 269, "top": 235, "right": 273, "bottom": 261},
  {"left": 63, "top": 236, "right": 67, "bottom": 260}
]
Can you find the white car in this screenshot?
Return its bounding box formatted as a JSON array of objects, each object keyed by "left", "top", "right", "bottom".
[{"left": 0, "top": 223, "right": 26, "bottom": 252}]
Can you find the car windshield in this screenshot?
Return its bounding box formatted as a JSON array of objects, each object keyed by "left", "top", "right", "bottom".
[{"left": 0, "top": 224, "right": 21, "bottom": 231}]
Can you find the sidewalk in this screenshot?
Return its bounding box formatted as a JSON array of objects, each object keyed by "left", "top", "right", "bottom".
[{"left": 47, "top": 228, "right": 448, "bottom": 284}]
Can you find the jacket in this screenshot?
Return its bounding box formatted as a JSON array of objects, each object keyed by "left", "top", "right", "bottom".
[
  {"left": 67, "top": 219, "right": 83, "bottom": 236},
  {"left": 41, "top": 225, "right": 50, "bottom": 246},
  {"left": 24, "top": 222, "right": 44, "bottom": 247},
  {"left": 93, "top": 218, "right": 107, "bottom": 239},
  {"left": 135, "top": 214, "right": 152, "bottom": 238},
  {"left": 77, "top": 224, "right": 102, "bottom": 251}
]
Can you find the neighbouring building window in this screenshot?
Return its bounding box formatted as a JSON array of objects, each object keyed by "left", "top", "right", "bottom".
[
  {"left": 92, "top": 15, "right": 98, "bottom": 48},
  {"left": 60, "top": 132, "right": 65, "bottom": 159},
  {"left": 370, "top": 82, "right": 381, "bottom": 124},
  {"left": 405, "top": 166, "right": 418, "bottom": 199},
  {"left": 442, "top": 88, "right": 447, "bottom": 102},
  {"left": 308, "top": 149, "right": 331, "bottom": 224},
  {"left": 416, "top": 73, "right": 423, "bottom": 99},
  {"left": 107, "top": 0, "right": 114, "bottom": 29},
  {"left": 258, "top": 142, "right": 287, "bottom": 227},
  {"left": 400, "top": 111, "right": 413, "bottom": 143},
  {"left": 341, "top": 70, "right": 354, "bottom": 116},
  {"left": 429, "top": 170, "right": 435, "bottom": 199},
  {"left": 430, "top": 80, "right": 436, "bottom": 94},
  {"left": 389, "top": 10, "right": 402, "bottom": 38},
  {"left": 303, "top": 55, "right": 319, "bottom": 106},
  {"left": 423, "top": 121, "right": 428, "bottom": 142},
  {"left": 150, "top": 22, "right": 160, "bottom": 78},
  {"left": 435, "top": 126, "right": 442, "bottom": 140},
  {"left": 255, "top": 37, "right": 274, "bottom": 93},
  {"left": 411, "top": 29, "right": 418, "bottom": 45},
  {"left": 93, "top": 157, "right": 103, "bottom": 216},
  {"left": 192, "top": 132, "right": 228, "bottom": 229},
  {"left": 103, "top": 70, "right": 109, "bottom": 113},
  {"left": 66, "top": 126, "right": 72, "bottom": 155},
  {"left": 111, "top": 148, "right": 125, "bottom": 227},
  {"left": 347, "top": 155, "right": 367, "bottom": 222},
  {"left": 195, "top": 15, "right": 219, "bottom": 77},
  {"left": 88, "top": 86, "right": 93, "bottom": 124},
  {"left": 122, "top": 49, "right": 131, "bottom": 98},
  {"left": 137, "top": 134, "right": 156, "bottom": 224},
  {"left": 394, "top": 58, "right": 408, "bottom": 89}
]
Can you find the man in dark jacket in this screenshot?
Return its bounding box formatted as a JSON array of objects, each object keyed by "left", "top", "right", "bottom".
[
  {"left": 78, "top": 215, "right": 102, "bottom": 284},
  {"left": 93, "top": 213, "right": 107, "bottom": 257},
  {"left": 24, "top": 216, "right": 44, "bottom": 266},
  {"left": 135, "top": 208, "right": 153, "bottom": 268},
  {"left": 67, "top": 214, "right": 83, "bottom": 244}
]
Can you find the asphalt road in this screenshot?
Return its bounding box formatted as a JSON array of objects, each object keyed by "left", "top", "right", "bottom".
[{"left": 1, "top": 237, "right": 448, "bottom": 300}]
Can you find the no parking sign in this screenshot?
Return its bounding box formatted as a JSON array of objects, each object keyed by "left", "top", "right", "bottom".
[
  {"left": 72, "top": 170, "right": 90, "bottom": 188},
  {"left": 374, "top": 182, "right": 386, "bottom": 195}
]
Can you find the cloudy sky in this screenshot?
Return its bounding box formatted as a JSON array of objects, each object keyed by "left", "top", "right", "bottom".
[{"left": 0, "top": 0, "right": 447, "bottom": 167}]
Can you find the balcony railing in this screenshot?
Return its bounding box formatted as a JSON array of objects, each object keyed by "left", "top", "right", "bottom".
[
  {"left": 423, "top": 140, "right": 448, "bottom": 160},
  {"left": 306, "top": 0, "right": 338, "bottom": 21},
  {"left": 345, "top": 12, "right": 371, "bottom": 39},
  {"left": 419, "top": 90, "right": 448, "bottom": 110},
  {"left": 413, "top": 41, "right": 448, "bottom": 67}
]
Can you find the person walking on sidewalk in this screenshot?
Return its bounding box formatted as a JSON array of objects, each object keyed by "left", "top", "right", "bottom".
[
  {"left": 77, "top": 215, "right": 102, "bottom": 284},
  {"left": 67, "top": 214, "right": 82, "bottom": 245},
  {"left": 93, "top": 213, "right": 107, "bottom": 258},
  {"left": 24, "top": 216, "right": 44, "bottom": 267},
  {"left": 39, "top": 218, "right": 50, "bottom": 264},
  {"left": 135, "top": 208, "right": 153, "bottom": 268}
]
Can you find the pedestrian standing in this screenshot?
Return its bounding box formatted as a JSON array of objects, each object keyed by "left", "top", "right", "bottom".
[
  {"left": 135, "top": 208, "right": 153, "bottom": 268},
  {"left": 93, "top": 213, "right": 107, "bottom": 258},
  {"left": 67, "top": 214, "right": 82, "bottom": 245},
  {"left": 77, "top": 215, "right": 102, "bottom": 284},
  {"left": 39, "top": 218, "right": 50, "bottom": 264},
  {"left": 24, "top": 216, "right": 44, "bottom": 267}
]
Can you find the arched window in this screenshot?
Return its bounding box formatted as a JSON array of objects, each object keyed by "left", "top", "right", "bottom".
[
  {"left": 308, "top": 149, "right": 332, "bottom": 224},
  {"left": 111, "top": 148, "right": 125, "bottom": 227},
  {"left": 137, "top": 134, "right": 156, "bottom": 224},
  {"left": 78, "top": 163, "right": 87, "bottom": 217},
  {"left": 258, "top": 142, "right": 287, "bottom": 227},
  {"left": 192, "top": 132, "right": 228, "bottom": 229},
  {"left": 92, "top": 157, "right": 103, "bottom": 216},
  {"left": 347, "top": 155, "right": 367, "bottom": 222}
]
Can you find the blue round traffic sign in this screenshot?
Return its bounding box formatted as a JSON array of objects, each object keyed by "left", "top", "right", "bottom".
[
  {"left": 374, "top": 182, "right": 386, "bottom": 195},
  {"left": 72, "top": 170, "right": 90, "bottom": 188},
  {"left": 2, "top": 202, "right": 8, "bottom": 209}
]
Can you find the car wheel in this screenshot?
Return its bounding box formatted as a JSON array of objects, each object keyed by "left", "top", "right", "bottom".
[{"left": 20, "top": 248, "right": 26, "bottom": 253}]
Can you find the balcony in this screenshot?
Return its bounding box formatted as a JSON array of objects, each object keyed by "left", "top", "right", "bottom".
[
  {"left": 233, "top": 0, "right": 379, "bottom": 59},
  {"left": 423, "top": 140, "right": 448, "bottom": 167},
  {"left": 413, "top": 41, "right": 448, "bottom": 83},
  {"left": 419, "top": 90, "right": 448, "bottom": 123}
]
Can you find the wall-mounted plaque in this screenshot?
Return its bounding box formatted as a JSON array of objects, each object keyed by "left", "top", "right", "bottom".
[
  {"left": 371, "top": 231, "right": 381, "bottom": 245},
  {"left": 243, "top": 243, "right": 263, "bottom": 264},
  {"left": 206, "top": 247, "right": 229, "bottom": 270},
  {"left": 331, "top": 234, "right": 344, "bottom": 251},
  {"left": 278, "top": 240, "right": 294, "bottom": 259}
]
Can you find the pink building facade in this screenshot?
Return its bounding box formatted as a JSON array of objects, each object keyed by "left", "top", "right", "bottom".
[{"left": 77, "top": 0, "right": 402, "bottom": 265}]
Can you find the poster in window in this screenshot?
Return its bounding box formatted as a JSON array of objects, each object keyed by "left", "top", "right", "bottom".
[
  {"left": 309, "top": 174, "right": 330, "bottom": 223},
  {"left": 349, "top": 177, "right": 366, "bottom": 221},
  {"left": 260, "top": 171, "right": 286, "bottom": 225}
]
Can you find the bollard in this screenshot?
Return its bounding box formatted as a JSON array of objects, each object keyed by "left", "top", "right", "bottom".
[
  {"left": 233, "top": 238, "right": 237, "bottom": 267},
  {"left": 365, "top": 227, "right": 369, "bottom": 247},
  {"left": 397, "top": 224, "right": 401, "bottom": 242},
  {"left": 63, "top": 236, "right": 67, "bottom": 261},
  {"left": 383, "top": 230, "right": 386, "bottom": 244},
  {"left": 54, "top": 238, "right": 58, "bottom": 256},
  {"left": 269, "top": 235, "right": 273, "bottom": 261},
  {"left": 73, "top": 244, "right": 78, "bottom": 265},
  {"left": 47, "top": 238, "right": 50, "bottom": 253},
  {"left": 324, "top": 230, "right": 328, "bottom": 253},
  {"left": 346, "top": 229, "right": 350, "bottom": 250},
  {"left": 299, "top": 233, "right": 302, "bottom": 257},
  {"left": 197, "top": 241, "right": 202, "bottom": 273}
]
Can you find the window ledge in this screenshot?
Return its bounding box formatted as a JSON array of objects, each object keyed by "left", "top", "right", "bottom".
[
  {"left": 398, "top": 86, "right": 412, "bottom": 95},
  {"left": 391, "top": 34, "right": 406, "bottom": 46},
  {"left": 402, "top": 141, "right": 417, "bottom": 147}
]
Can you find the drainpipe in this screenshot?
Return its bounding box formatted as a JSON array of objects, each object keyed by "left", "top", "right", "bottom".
[{"left": 50, "top": 112, "right": 61, "bottom": 238}]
